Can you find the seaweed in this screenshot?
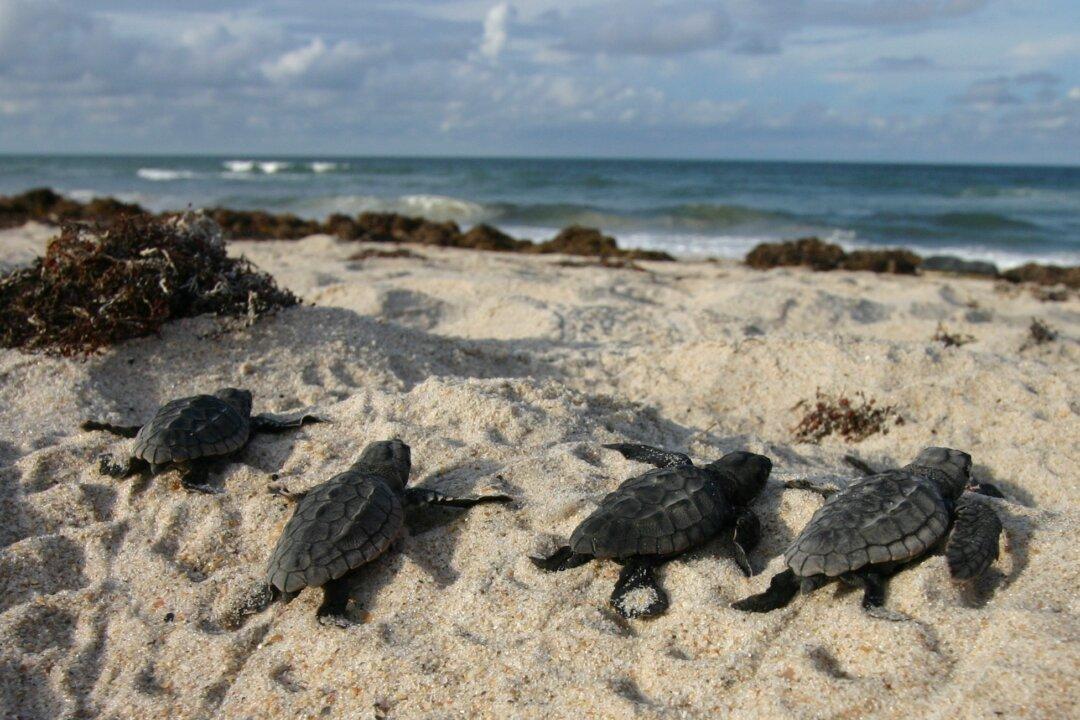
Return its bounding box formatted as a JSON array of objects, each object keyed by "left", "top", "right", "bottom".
[
  {"left": 932, "top": 323, "right": 975, "bottom": 348},
  {"left": 793, "top": 390, "right": 903, "bottom": 443},
  {"left": 1021, "top": 318, "right": 1058, "bottom": 350},
  {"left": 0, "top": 213, "right": 297, "bottom": 355},
  {"left": 346, "top": 247, "right": 423, "bottom": 261},
  {"left": 745, "top": 237, "right": 846, "bottom": 271},
  {"left": 1001, "top": 263, "right": 1080, "bottom": 290}
]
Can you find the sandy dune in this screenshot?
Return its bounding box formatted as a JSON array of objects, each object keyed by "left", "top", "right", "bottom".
[{"left": 1, "top": 230, "right": 1077, "bottom": 719}]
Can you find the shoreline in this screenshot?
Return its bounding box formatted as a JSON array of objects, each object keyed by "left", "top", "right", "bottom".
[{"left": 1, "top": 188, "right": 1077, "bottom": 291}]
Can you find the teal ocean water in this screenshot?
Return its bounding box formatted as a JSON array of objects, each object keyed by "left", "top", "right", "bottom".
[{"left": 1, "top": 155, "right": 1077, "bottom": 267}]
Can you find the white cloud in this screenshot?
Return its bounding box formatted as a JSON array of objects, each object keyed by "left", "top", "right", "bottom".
[{"left": 480, "top": 3, "right": 514, "bottom": 60}]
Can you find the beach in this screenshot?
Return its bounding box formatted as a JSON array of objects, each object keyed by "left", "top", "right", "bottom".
[{"left": 0, "top": 225, "right": 1077, "bottom": 719}]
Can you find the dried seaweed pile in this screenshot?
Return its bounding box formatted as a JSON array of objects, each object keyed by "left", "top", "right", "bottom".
[
  {"left": 0, "top": 214, "right": 298, "bottom": 355},
  {"left": 793, "top": 390, "right": 903, "bottom": 443},
  {"left": 745, "top": 237, "right": 921, "bottom": 275}
]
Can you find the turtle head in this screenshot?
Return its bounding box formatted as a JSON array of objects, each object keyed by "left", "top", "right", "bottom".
[
  {"left": 352, "top": 439, "right": 411, "bottom": 490},
  {"left": 215, "top": 387, "right": 253, "bottom": 416},
  {"left": 905, "top": 446, "right": 971, "bottom": 499},
  {"left": 706, "top": 450, "right": 773, "bottom": 506}
]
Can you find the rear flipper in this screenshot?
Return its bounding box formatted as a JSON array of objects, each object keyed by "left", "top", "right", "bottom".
[
  {"left": 530, "top": 546, "right": 592, "bottom": 572},
  {"left": 98, "top": 453, "right": 146, "bottom": 479},
  {"left": 610, "top": 560, "right": 669, "bottom": 619},
  {"left": 404, "top": 487, "right": 513, "bottom": 509},
  {"left": 316, "top": 577, "right": 354, "bottom": 628},
  {"left": 946, "top": 495, "right": 1003, "bottom": 580},
  {"left": 603, "top": 443, "right": 692, "bottom": 468},
  {"left": 81, "top": 420, "right": 142, "bottom": 438},
  {"left": 251, "top": 412, "right": 326, "bottom": 433},
  {"left": 731, "top": 508, "right": 761, "bottom": 577},
  {"left": 842, "top": 570, "right": 908, "bottom": 621},
  {"left": 731, "top": 568, "right": 800, "bottom": 613},
  {"left": 179, "top": 460, "right": 221, "bottom": 494}
]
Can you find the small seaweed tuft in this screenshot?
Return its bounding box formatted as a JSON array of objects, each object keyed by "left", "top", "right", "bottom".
[
  {"left": 932, "top": 323, "right": 975, "bottom": 348},
  {"left": 793, "top": 390, "right": 903, "bottom": 443},
  {"left": 1021, "top": 318, "right": 1058, "bottom": 350},
  {"left": 0, "top": 213, "right": 298, "bottom": 355}
]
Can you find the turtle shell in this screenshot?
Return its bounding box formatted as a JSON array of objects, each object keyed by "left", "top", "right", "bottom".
[
  {"left": 266, "top": 470, "right": 405, "bottom": 594},
  {"left": 569, "top": 465, "right": 730, "bottom": 560},
  {"left": 785, "top": 470, "right": 950, "bottom": 578},
  {"left": 132, "top": 394, "right": 250, "bottom": 466}
]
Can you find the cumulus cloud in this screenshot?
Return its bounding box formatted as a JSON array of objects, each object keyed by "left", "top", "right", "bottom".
[{"left": 479, "top": 3, "right": 515, "bottom": 60}]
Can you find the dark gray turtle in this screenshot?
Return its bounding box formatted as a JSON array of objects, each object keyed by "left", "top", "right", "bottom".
[
  {"left": 531, "top": 443, "right": 773, "bottom": 619},
  {"left": 81, "top": 388, "right": 322, "bottom": 493},
  {"left": 264, "top": 439, "right": 512, "bottom": 626},
  {"left": 732, "top": 447, "right": 1004, "bottom": 620}
]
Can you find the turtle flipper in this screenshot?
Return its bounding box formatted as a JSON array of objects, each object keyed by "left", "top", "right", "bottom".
[
  {"left": 81, "top": 420, "right": 142, "bottom": 438},
  {"left": 403, "top": 487, "right": 512, "bottom": 509},
  {"left": 731, "top": 568, "right": 800, "bottom": 613},
  {"left": 969, "top": 482, "right": 1005, "bottom": 499},
  {"left": 783, "top": 478, "right": 839, "bottom": 498},
  {"left": 179, "top": 460, "right": 220, "bottom": 494},
  {"left": 603, "top": 443, "right": 693, "bottom": 468},
  {"left": 251, "top": 412, "right": 326, "bottom": 434},
  {"left": 610, "top": 561, "right": 669, "bottom": 619},
  {"left": 98, "top": 453, "right": 145, "bottom": 478},
  {"left": 316, "top": 577, "right": 354, "bottom": 628},
  {"left": 845, "top": 570, "right": 908, "bottom": 621},
  {"left": 530, "top": 546, "right": 591, "bottom": 572},
  {"left": 946, "top": 495, "right": 1002, "bottom": 580},
  {"left": 730, "top": 508, "right": 761, "bottom": 577}
]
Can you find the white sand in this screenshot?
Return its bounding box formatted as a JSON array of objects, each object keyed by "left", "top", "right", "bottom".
[{"left": 0, "top": 229, "right": 1077, "bottom": 719}]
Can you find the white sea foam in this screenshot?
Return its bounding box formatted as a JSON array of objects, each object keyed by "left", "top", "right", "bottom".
[
  {"left": 223, "top": 160, "right": 256, "bottom": 173},
  {"left": 136, "top": 168, "right": 198, "bottom": 181},
  {"left": 310, "top": 161, "right": 342, "bottom": 173},
  {"left": 258, "top": 161, "right": 291, "bottom": 174},
  {"left": 292, "top": 194, "right": 492, "bottom": 223}
]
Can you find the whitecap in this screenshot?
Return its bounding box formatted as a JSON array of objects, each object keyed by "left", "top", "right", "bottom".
[
  {"left": 137, "top": 168, "right": 197, "bottom": 181},
  {"left": 257, "top": 161, "right": 291, "bottom": 174},
  {"left": 310, "top": 161, "right": 342, "bottom": 173},
  {"left": 223, "top": 160, "right": 256, "bottom": 173}
]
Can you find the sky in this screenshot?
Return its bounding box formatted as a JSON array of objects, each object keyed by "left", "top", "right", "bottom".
[{"left": 0, "top": 0, "right": 1077, "bottom": 164}]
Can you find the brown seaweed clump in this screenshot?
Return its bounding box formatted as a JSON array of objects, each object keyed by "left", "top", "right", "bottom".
[
  {"left": 0, "top": 188, "right": 146, "bottom": 229},
  {"left": 1021, "top": 318, "right": 1058, "bottom": 350},
  {"left": 746, "top": 237, "right": 921, "bottom": 275},
  {"left": 1001, "top": 263, "right": 1080, "bottom": 290},
  {"left": 932, "top": 324, "right": 975, "bottom": 348},
  {"left": 745, "top": 237, "right": 847, "bottom": 271},
  {"left": 533, "top": 226, "right": 673, "bottom": 261},
  {"left": 793, "top": 390, "right": 903, "bottom": 443},
  {"left": 0, "top": 213, "right": 298, "bottom": 355}
]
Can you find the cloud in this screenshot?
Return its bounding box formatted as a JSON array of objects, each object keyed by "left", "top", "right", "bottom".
[
  {"left": 479, "top": 3, "right": 515, "bottom": 60},
  {"left": 871, "top": 55, "right": 937, "bottom": 71}
]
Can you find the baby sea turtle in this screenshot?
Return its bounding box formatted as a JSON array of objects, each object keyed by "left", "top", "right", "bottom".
[
  {"left": 732, "top": 447, "right": 1004, "bottom": 619},
  {"left": 81, "top": 388, "right": 322, "bottom": 493},
  {"left": 265, "top": 439, "right": 512, "bottom": 627},
  {"left": 531, "top": 443, "right": 773, "bottom": 619}
]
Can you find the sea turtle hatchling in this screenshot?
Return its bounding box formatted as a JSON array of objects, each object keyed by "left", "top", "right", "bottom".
[
  {"left": 81, "top": 388, "right": 323, "bottom": 493},
  {"left": 264, "top": 438, "right": 512, "bottom": 626},
  {"left": 531, "top": 443, "right": 773, "bottom": 619},
  {"left": 732, "top": 447, "right": 1004, "bottom": 620}
]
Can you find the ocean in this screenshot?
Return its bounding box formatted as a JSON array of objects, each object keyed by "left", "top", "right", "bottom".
[{"left": 1, "top": 155, "right": 1077, "bottom": 268}]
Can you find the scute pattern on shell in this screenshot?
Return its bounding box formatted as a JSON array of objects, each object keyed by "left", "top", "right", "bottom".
[
  {"left": 785, "top": 470, "right": 950, "bottom": 578},
  {"left": 132, "top": 394, "right": 250, "bottom": 466},
  {"left": 570, "top": 466, "right": 730, "bottom": 560},
  {"left": 266, "top": 470, "right": 405, "bottom": 594}
]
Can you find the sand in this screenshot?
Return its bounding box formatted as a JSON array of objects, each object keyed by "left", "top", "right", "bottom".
[{"left": 0, "top": 228, "right": 1077, "bottom": 719}]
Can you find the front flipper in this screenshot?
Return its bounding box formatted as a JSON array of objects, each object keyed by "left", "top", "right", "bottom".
[
  {"left": 731, "top": 508, "right": 761, "bottom": 577},
  {"left": 530, "top": 546, "right": 592, "bottom": 572},
  {"left": 403, "top": 487, "right": 512, "bottom": 509},
  {"left": 969, "top": 482, "right": 1006, "bottom": 499},
  {"left": 610, "top": 561, "right": 669, "bottom": 619},
  {"left": 603, "top": 443, "right": 692, "bottom": 468},
  {"left": 81, "top": 420, "right": 142, "bottom": 438},
  {"left": 731, "top": 568, "right": 800, "bottom": 613},
  {"left": 783, "top": 478, "right": 839, "bottom": 498},
  {"left": 946, "top": 495, "right": 1003, "bottom": 580},
  {"left": 98, "top": 453, "right": 146, "bottom": 479},
  {"left": 179, "top": 460, "right": 221, "bottom": 494},
  {"left": 250, "top": 412, "right": 326, "bottom": 434}
]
